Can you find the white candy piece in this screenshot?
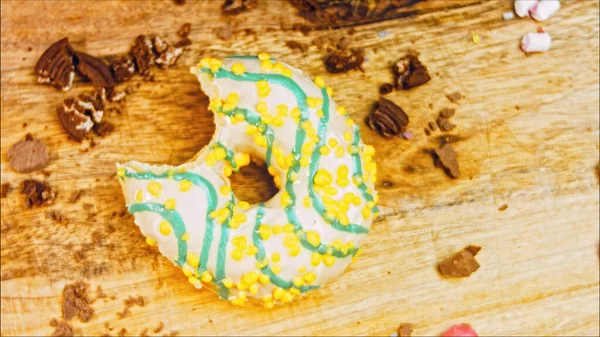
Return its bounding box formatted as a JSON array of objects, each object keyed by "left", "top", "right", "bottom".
[
  {"left": 531, "top": 0, "right": 560, "bottom": 21},
  {"left": 503, "top": 11, "right": 515, "bottom": 20},
  {"left": 521, "top": 32, "right": 552, "bottom": 52},
  {"left": 514, "top": 0, "right": 538, "bottom": 17}
]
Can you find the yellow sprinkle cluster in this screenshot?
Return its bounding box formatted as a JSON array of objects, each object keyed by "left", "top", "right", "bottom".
[
  {"left": 256, "top": 80, "right": 271, "bottom": 98},
  {"left": 199, "top": 57, "right": 223, "bottom": 73},
  {"left": 283, "top": 233, "right": 301, "bottom": 257},
  {"left": 362, "top": 144, "right": 378, "bottom": 184},
  {"left": 231, "top": 235, "right": 258, "bottom": 261}
]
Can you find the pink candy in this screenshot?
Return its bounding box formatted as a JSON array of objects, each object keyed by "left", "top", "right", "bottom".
[{"left": 441, "top": 324, "right": 478, "bottom": 337}]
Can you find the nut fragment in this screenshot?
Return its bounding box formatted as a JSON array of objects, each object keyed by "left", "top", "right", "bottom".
[
  {"left": 365, "top": 97, "right": 409, "bottom": 137},
  {"left": 57, "top": 98, "right": 94, "bottom": 142},
  {"left": 110, "top": 56, "right": 135, "bottom": 82},
  {"left": 394, "top": 54, "right": 431, "bottom": 90},
  {"left": 221, "top": 0, "right": 257, "bottom": 15},
  {"left": 21, "top": 179, "right": 56, "bottom": 208},
  {"left": 324, "top": 48, "right": 364, "bottom": 73},
  {"left": 34, "top": 38, "right": 75, "bottom": 90},
  {"left": 130, "top": 35, "right": 154, "bottom": 76},
  {"left": 73, "top": 52, "right": 116, "bottom": 89}
]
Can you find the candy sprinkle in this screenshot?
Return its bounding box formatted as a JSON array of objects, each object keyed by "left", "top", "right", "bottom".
[
  {"left": 472, "top": 34, "right": 480, "bottom": 44},
  {"left": 502, "top": 11, "right": 515, "bottom": 20}
]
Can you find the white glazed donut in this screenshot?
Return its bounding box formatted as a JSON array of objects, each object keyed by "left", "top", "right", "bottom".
[{"left": 116, "top": 53, "right": 378, "bottom": 307}]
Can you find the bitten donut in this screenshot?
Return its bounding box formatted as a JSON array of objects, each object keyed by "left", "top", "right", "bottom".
[{"left": 117, "top": 53, "right": 378, "bottom": 308}]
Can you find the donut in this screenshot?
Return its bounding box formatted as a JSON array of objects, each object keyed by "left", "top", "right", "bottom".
[{"left": 116, "top": 53, "right": 379, "bottom": 307}]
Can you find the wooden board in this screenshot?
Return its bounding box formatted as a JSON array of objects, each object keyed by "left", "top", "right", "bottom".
[{"left": 1, "top": 0, "right": 599, "bottom": 335}]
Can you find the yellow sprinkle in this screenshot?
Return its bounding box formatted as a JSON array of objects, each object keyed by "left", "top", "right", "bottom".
[
  {"left": 188, "top": 276, "right": 201, "bottom": 286},
  {"left": 271, "top": 252, "right": 281, "bottom": 262},
  {"left": 231, "top": 249, "right": 243, "bottom": 261},
  {"left": 303, "top": 272, "right": 317, "bottom": 284},
  {"left": 223, "top": 165, "right": 233, "bottom": 177},
  {"left": 217, "top": 208, "right": 230, "bottom": 224},
  {"left": 325, "top": 86, "right": 333, "bottom": 96},
  {"left": 328, "top": 139, "right": 338, "bottom": 148},
  {"left": 237, "top": 280, "right": 249, "bottom": 291},
  {"left": 293, "top": 277, "right": 304, "bottom": 287},
  {"left": 288, "top": 245, "right": 301, "bottom": 257},
  {"left": 273, "top": 287, "right": 284, "bottom": 300},
  {"left": 233, "top": 213, "right": 247, "bottom": 224},
  {"left": 209, "top": 211, "right": 217, "bottom": 219},
  {"left": 222, "top": 278, "right": 233, "bottom": 288},
  {"left": 282, "top": 68, "right": 293, "bottom": 77},
  {"left": 183, "top": 268, "right": 193, "bottom": 277},
  {"left": 336, "top": 106, "right": 348, "bottom": 116},
  {"left": 298, "top": 265, "right": 307, "bottom": 273},
  {"left": 206, "top": 153, "right": 217, "bottom": 166},
  {"left": 201, "top": 271, "right": 213, "bottom": 283},
  {"left": 273, "top": 62, "right": 285, "bottom": 73},
  {"left": 335, "top": 146, "right": 344, "bottom": 158},
  {"left": 284, "top": 224, "right": 295, "bottom": 234},
  {"left": 271, "top": 263, "right": 282, "bottom": 274},
  {"left": 159, "top": 221, "right": 171, "bottom": 235},
  {"left": 256, "top": 102, "right": 268, "bottom": 114},
  {"left": 316, "top": 109, "right": 324, "bottom": 118},
  {"left": 273, "top": 115, "right": 285, "bottom": 127},
  {"left": 353, "top": 196, "right": 362, "bottom": 206},
  {"left": 261, "top": 59, "right": 273, "bottom": 70},
  {"left": 306, "top": 97, "right": 318, "bottom": 109},
  {"left": 135, "top": 190, "right": 143, "bottom": 202},
  {"left": 246, "top": 245, "right": 258, "bottom": 256},
  {"left": 181, "top": 232, "right": 190, "bottom": 241},
  {"left": 281, "top": 291, "right": 293, "bottom": 303},
  {"left": 306, "top": 231, "right": 321, "bottom": 247},
  {"left": 164, "top": 198, "right": 176, "bottom": 210},
  {"left": 346, "top": 118, "right": 355, "bottom": 127},
  {"left": 236, "top": 236, "right": 247, "bottom": 248},
  {"left": 145, "top": 237, "right": 156, "bottom": 246},
  {"left": 311, "top": 252, "right": 321, "bottom": 266},
  {"left": 245, "top": 125, "right": 258, "bottom": 135},
  {"left": 117, "top": 167, "right": 126, "bottom": 178},
  {"left": 238, "top": 201, "right": 250, "bottom": 210},
  {"left": 276, "top": 104, "right": 288, "bottom": 116},
  {"left": 303, "top": 196, "right": 311, "bottom": 208},
  {"left": 257, "top": 80, "right": 269, "bottom": 89},
  {"left": 259, "top": 274, "right": 270, "bottom": 284},
  {"left": 148, "top": 181, "right": 162, "bottom": 197},
  {"left": 178, "top": 180, "right": 192, "bottom": 192},
  {"left": 243, "top": 271, "right": 259, "bottom": 284},
  {"left": 258, "top": 224, "right": 273, "bottom": 240},
  {"left": 264, "top": 301, "right": 275, "bottom": 309},
  {"left": 234, "top": 153, "right": 251, "bottom": 167},
  {"left": 283, "top": 235, "right": 297, "bottom": 248},
  {"left": 314, "top": 76, "right": 325, "bottom": 88},
  {"left": 273, "top": 224, "right": 282, "bottom": 235},
  {"left": 280, "top": 191, "right": 292, "bottom": 207},
  {"left": 338, "top": 212, "right": 349, "bottom": 225},
  {"left": 258, "top": 52, "right": 270, "bottom": 61},
  {"left": 472, "top": 34, "right": 480, "bottom": 44},
  {"left": 213, "top": 148, "right": 226, "bottom": 161},
  {"left": 258, "top": 87, "right": 271, "bottom": 98},
  {"left": 299, "top": 157, "right": 310, "bottom": 168},
  {"left": 199, "top": 58, "right": 210, "bottom": 67},
  {"left": 289, "top": 287, "right": 300, "bottom": 295},
  {"left": 319, "top": 146, "right": 330, "bottom": 155},
  {"left": 187, "top": 253, "right": 199, "bottom": 268},
  {"left": 290, "top": 107, "right": 301, "bottom": 119},
  {"left": 323, "top": 254, "right": 335, "bottom": 267},
  {"left": 301, "top": 142, "right": 315, "bottom": 156},
  {"left": 249, "top": 283, "right": 259, "bottom": 295},
  {"left": 324, "top": 186, "right": 338, "bottom": 196},
  {"left": 218, "top": 185, "right": 231, "bottom": 196},
  {"left": 336, "top": 178, "right": 349, "bottom": 187},
  {"left": 255, "top": 259, "right": 268, "bottom": 269},
  {"left": 209, "top": 58, "right": 222, "bottom": 71},
  {"left": 343, "top": 132, "right": 352, "bottom": 142},
  {"left": 254, "top": 134, "right": 268, "bottom": 148},
  {"left": 231, "top": 63, "right": 245, "bottom": 75},
  {"left": 314, "top": 169, "right": 333, "bottom": 186}
]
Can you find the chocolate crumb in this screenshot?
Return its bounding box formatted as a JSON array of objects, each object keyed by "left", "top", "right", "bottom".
[
  {"left": 379, "top": 83, "right": 393, "bottom": 95},
  {"left": 7, "top": 134, "right": 50, "bottom": 173},
  {"left": 446, "top": 91, "right": 462, "bottom": 103},
  {"left": 398, "top": 323, "right": 413, "bottom": 337},
  {"left": 438, "top": 245, "right": 481, "bottom": 278},
  {"left": 365, "top": 97, "right": 409, "bottom": 138},
  {"left": 49, "top": 318, "right": 58, "bottom": 327},
  {"left": 174, "top": 38, "right": 192, "bottom": 48},
  {"left": 69, "top": 190, "right": 83, "bottom": 203},
  {"left": 34, "top": 38, "right": 75, "bottom": 90},
  {"left": 498, "top": 204, "right": 508, "bottom": 211},
  {"left": 439, "top": 107, "right": 455, "bottom": 118},
  {"left": 285, "top": 40, "right": 310, "bottom": 53},
  {"left": 437, "top": 117, "right": 456, "bottom": 132},
  {"left": 62, "top": 281, "right": 94, "bottom": 322},
  {"left": 21, "top": 179, "right": 56, "bottom": 207},
  {"left": 23, "top": 122, "right": 28, "bottom": 127},
  {"left": 424, "top": 128, "right": 431, "bottom": 136},
  {"left": 93, "top": 121, "right": 115, "bottom": 137},
  {"left": 118, "top": 328, "right": 127, "bottom": 337},
  {"left": 434, "top": 144, "right": 460, "bottom": 178},
  {"left": 215, "top": 24, "right": 233, "bottom": 41},
  {"left": 178, "top": 23, "right": 192, "bottom": 38},
  {"left": 1, "top": 182, "right": 12, "bottom": 198},
  {"left": 51, "top": 320, "right": 75, "bottom": 337},
  {"left": 428, "top": 121, "right": 438, "bottom": 131},
  {"left": 394, "top": 53, "right": 431, "bottom": 90},
  {"left": 324, "top": 48, "right": 364, "bottom": 73},
  {"left": 222, "top": 0, "right": 256, "bottom": 15},
  {"left": 153, "top": 321, "right": 165, "bottom": 333},
  {"left": 292, "top": 23, "right": 312, "bottom": 35}
]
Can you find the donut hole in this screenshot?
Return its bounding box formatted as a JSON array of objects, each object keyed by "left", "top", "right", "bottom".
[{"left": 229, "top": 158, "right": 279, "bottom": 205}]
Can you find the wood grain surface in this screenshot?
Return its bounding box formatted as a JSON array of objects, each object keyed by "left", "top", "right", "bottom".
[{"left": 1, "top": 1, "right": 599, "bottom": 336}]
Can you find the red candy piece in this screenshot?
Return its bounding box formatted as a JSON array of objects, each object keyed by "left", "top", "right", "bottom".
[{"left": 441, "top": 324, "right": 478, "bottom": 337}]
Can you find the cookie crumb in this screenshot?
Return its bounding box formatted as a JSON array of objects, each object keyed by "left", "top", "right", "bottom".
[
  {"left": 34, "top": 38, "right": 75, "bottom": 90},
  {"left": 153, "top": 321, "right": 165, "bottom": 333},
  {"left": 1, "top": 182, "right": 12, "bottom": 198},
  {"left": 62, "top": 281, "right": 94, "bottom": 322},
  {"left": 379, "top": 83, "right": 393, "bottom": 95},
  {"left": 446, "top": 91, "right": 462, "bottom": 103},
  {"left": 50, "top": 319, "right": 75, "bottom": 337},
  {"left": 215, "top": 23, "right": 233, "bottom": 41},
  {"left": 434, "top": 144, "right": 460, "bottom": 178},
  {"left": 7, "top": 134, "right": 50, "bottom": 173},
  {"left": 221, "top": 0, "right": 256, "bottom": 15},
  {"left": 324, "top": 48, "right": 364, "bottom": 73},
  {"left": 285, "top": 40, "right": 310, "bottom": 53},
  {"left": 394, "top": 53, "right": 431, "bottom": 90},
  {"left": 117, "top": 328, "right": 127, "bottom": 337},
  {"left": 498, "top": 203, "right": 508, "bottom": 211},
  {"left": 178, "top": 23, "right": 192, "bottom": 38},
  {"left": 398, "top": 323, "right": 413, "bottom": 337},
  {"left": 69, "top": 190, "right": 83, "bottom": 203},
  {"left": 438, "top": 245, "right": 481, "bottom": 278},
  {"left": 93, "top": 121, "right": 115, "bottom": 137},
  {"left": 21, "top": 179, "right": 56, "bottom": 207}
]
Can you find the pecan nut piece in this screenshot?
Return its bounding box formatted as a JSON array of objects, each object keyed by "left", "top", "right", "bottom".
[
  {"left": 73, "top": 51, "right": 116, "bottom": 88},
  {"left": 365, "top": 97, "right": 409, "bottom": 137},
  {"left": 394, "top": 54, "right": 431, "bottom": 90},
  {"left": 130, "top": 35, "right": 154, "bottom": 76},
  {"left": 110, "top": 56, "right": 135, "bottom": 82},
  {"left": 34, "top": 38, "right": 75, "bottom": 90},
  {"left": 324, "top": 48, "right": 364, "bottom": 73},
  {"left": 57, "top": 98, "right": 95, "bottom": 142}
]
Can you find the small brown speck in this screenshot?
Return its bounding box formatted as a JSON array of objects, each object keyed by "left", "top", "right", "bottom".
[
  {"left": 118, "top": 328, "right": 127, "bottom": 337},
  {"left": 154, "top": 321, "right": 165, "bottom": 334},
  {"left": 498, "top": 204, "right": 508, "bottom": 211}
]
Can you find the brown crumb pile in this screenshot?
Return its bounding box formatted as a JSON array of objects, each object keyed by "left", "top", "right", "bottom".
[
  {"left": 21, "top": 179, "right": 56, "bottom": 207},
  {"left": 438, "top": 245, "right": 481, "bottom": 278},
  {"left": 49, "top": 318, "right": 75, "bottom": 337},
  {"left": 116, "top": 295, "right": 146, "bottom": 319},
  {"left": 62, "top": 281, "right": 94, "bottom": 322},
  {"left": 324, "top": 48, "right": 364, "bottom": 73}
]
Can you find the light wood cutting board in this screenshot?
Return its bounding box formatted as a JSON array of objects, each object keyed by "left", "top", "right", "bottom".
[{"left": 1, "top": 1, "right": 599, "bottom": 336}]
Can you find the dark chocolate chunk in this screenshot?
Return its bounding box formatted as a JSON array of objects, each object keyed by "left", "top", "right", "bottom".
[
  {"left": 7, "top": 135, "right": 50, "bottom": 173},
  {"left": 394, "top": 54, "right": 431, "bottom": 90},
  {"left": 365, "top": 97, "right": 409, "bottom": 138},
  {"left": 34, "top": 38, "right": 75, "bottom": 90},
  {"left": 439, "top": 107, "right": 456, "bottom": 118},
  {"left": 434, "top": 144, "right": 460, "bottom": 178},
  {"left": 73, "top": 52, "right": 116, "bottom": 88},
  {"left": 428, "top": 121, "right": 438, "bottom": 131},
  {"left": 379, "top": 83, "right": 393, "bottom": 95},
  {"left": 438, "top": 245, "right": 481, "bottom": 278},
  {"left": 222, "top": 0, "right": 257, "bottom": 15},
  {"left": 174, "top": 38, "right": 192, "bottom": 48},
  {"left": 324, "top": 48, "right": 364, "bottom": 73}
]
